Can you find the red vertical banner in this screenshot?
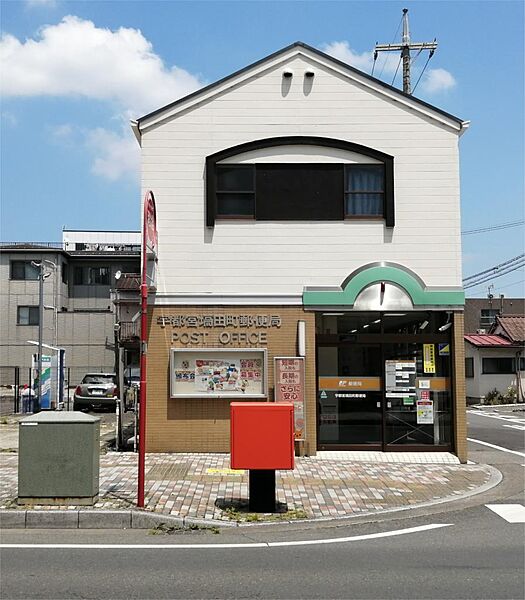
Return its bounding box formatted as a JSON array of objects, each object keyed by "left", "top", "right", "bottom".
[{"left": 274, "top": 357, "right": 305, "bottom": 441}]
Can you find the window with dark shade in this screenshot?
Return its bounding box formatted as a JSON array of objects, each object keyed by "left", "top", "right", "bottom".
[
  {"left": 345, "top": 165, "right": 385, "bottom": 216},
  {"left": 482, "top": 357, "right": 515, "bottom": 374},
  {"left": 206, "top": 137, "right": 395, "bottom": 226},
  {"left": 216, "top": 165, "right": 255, "bottom": 217},
  {"left": 10, "top": 261, "right": 39, "bottom": 281},
  {"left": 255, "top": 164, "right": 343, "bottom": 221},
  {"left": 465, "top": 357, "right": 474, "bottom": 378},
  {"left": 17, "top": 306, "right": 39, "bottom": 325}
]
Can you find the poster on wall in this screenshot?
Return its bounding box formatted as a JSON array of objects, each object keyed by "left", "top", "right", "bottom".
[
  {"left": 416, "top": 391, "right": 434, "bottom": 424},
  {"left": 274, "top": 357, "right": 305, "bottom": 441},
  {"left": 170, "top": 348, "right": 267, "bottom": 398},
  {"left": 423, "top": 344, "right": 436, "bottom": 374},
  {"left": 385, "top": 360, "right": 416, "bottom": 398}
]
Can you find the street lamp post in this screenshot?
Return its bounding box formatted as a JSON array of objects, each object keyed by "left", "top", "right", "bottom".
[{"left": 31, "top": 260, "right": 56, "bottom": 410}]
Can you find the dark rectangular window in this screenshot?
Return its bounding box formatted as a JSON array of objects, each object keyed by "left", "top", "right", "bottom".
[
  {"left": 465, "top": 357, "right": 474, "bottom": 378},
  {"left": 216, "top": 165, "right": 255, "bottom": 217},
  {"left": 17, "top": 306, "right": 39, "bottom": 325},
  {"left": 74, "top": 266, "right": 84, "bottom": 285},
  {"left": 482, "top": 357, "right": 515, "bottom": 374},
  {"left": 10, "top": 261, "right": 39, "bottom": 280},
  {"left": 88, "top": 267, "right": 110, "bottom": 285},
  {"left": 61, "top": 263, "right": 68, "bottom": 284},
  {"left": 256, "top": 164, "right": 343, "bottom": 221},
  {"left": 480, "top": 309, "right": 500, "bottom": 329},
  {"left": 345, "top": 165, "right": 385, "bottom": 217}
]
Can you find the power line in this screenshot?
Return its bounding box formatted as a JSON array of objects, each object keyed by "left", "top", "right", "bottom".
[
  {"left": 463, "top": 258, "right": 525, "bottom": 289},
  {"left": 462, "top": 220, "right": 524, "bottom": 235},
  {"left": 377, "top": 13, "right": 403, "bottom": 78},
  {"left": 391, "top": 55, "right": 402, "bottom": 86},
  {"left": 412, "top": 49, "right": 435, "bottom": 94},
  {"left": 463, "top": 254, "right": 525, "bottom": 282},
  {"left": 466, "top": 278, "right": 525, "bottom": 292}
]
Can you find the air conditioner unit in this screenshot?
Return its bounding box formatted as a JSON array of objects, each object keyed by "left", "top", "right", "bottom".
[{"left": 476, "top": 329, "right": 486, "bottom": 334}]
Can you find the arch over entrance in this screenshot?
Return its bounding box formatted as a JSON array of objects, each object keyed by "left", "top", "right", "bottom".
[{"left": 303, "top": 262, "right": 464, "bottom": 309}]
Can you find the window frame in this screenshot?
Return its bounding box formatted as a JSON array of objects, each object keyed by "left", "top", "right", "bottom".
[
  {"left": 344, "top": 164, "right": 386, "bottom": 219},
  {"left": 481, "top": 357, "right": 515, "bottom": 375},
  {"left": 17, "top": 306, "right": 39, "bottom": 326},
  {"left": 10, "top": 261, "right": 40, "bottom": 281},
  {"left": 215, "top": 164, "right": 256, "bottom": 219},
  {"left": 465, "top": 357, "right": 474, "bottom": 378},
  {"left": 206, "top": 136, "right": 394, "bottom": 227}
]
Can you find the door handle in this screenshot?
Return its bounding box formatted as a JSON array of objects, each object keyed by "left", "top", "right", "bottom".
[{"left": 387, "top": 401, "right": 392, "bottom": 408}]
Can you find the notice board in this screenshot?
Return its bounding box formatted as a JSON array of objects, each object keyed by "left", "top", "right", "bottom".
[{"left": 274, "top": 357, "right": 305, "bottom": 441}]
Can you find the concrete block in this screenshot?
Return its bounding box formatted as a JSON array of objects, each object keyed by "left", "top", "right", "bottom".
[
  {"left": 0, "top": 510, "right": 26, "bottom": 529},
  {"left": 26, "top": 510, "right": 79, "bottom": 529},
  {"left": 185, "top": 516, "right": 236, "bottom": 529},
  {"left": 78, "top": 510, "right": 131, "bottom": 529},
  {"left": 131, "top": 511, "right": 184, "bottom": 530}
]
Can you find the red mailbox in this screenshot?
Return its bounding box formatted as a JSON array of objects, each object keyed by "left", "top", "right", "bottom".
[{"left": 230, "top": 402, "right": 295, "bottom": 470}]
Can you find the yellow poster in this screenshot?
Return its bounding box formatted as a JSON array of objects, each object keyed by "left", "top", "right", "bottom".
[{"left": 423, "top": 344, "right": 436, "bottom": 374}]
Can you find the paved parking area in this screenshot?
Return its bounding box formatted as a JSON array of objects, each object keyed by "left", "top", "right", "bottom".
[{"left": 0, "top": 452, "right": 493, "bottom": 522}]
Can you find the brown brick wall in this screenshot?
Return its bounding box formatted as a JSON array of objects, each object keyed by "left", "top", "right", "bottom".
[
  {"left": 452, "top": 312, "right": 467, "bottom": 463},
  {"left": 145, "top": 306, "right": 317, "bottom": 454}
]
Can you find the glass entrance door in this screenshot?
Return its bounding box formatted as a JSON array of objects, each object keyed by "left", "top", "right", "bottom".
[{"left": 318, "top": 344, "right": 382, "bottom": 448}]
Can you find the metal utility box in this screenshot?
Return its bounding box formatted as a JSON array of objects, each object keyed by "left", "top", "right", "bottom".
[
  {"left": 18, "top": 411, "right": 100, "bottom": 505},
  {"left": 230, "top": 402, "right": 295, "bottom": 470}
]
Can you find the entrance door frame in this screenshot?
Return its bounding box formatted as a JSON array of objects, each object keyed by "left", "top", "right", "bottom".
[{"left": 316, "top": 331, "right": 454, "bottom": 452}]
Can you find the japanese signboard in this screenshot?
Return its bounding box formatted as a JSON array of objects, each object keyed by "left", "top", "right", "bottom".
[
  {"left": 274, "top": 357, "right": 305, "bottom": 441},
  {"left": 423, "top": 344, "right": 436, "bottom": 374},
  {"left": 385, "top": 360, "right": 416, "bottom": 398},
  {"left": 416, "top": 391, "right": 434, "bottom": 424},
  {"left": 170, "top": 348, "right": 267, "bottom": 398}
]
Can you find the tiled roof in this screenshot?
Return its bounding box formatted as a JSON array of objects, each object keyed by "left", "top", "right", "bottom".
[
  {"left": 494, "top": 315, "right": 525, "bottom": 343},
  {"left": 115, "top": 274, "right": 140, "bottom": 290},
  {"left": 464, "top": 334, "right": 515, "bottom": 347}
]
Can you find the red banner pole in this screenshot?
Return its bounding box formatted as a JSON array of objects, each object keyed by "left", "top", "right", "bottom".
[{"left": 138, "top": 191, "right": 156, "bottom": 508}]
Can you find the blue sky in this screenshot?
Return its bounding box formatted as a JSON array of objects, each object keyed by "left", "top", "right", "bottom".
[{"left": 1, "top": 0, "right": 523, "bottom": 297}]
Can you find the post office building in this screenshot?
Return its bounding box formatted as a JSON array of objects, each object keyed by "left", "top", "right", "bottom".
[{"left": 132, "top": 42, "right": 470, "bottom": 461}]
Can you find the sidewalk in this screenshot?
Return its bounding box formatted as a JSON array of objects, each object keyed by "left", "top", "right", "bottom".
[{"left": 0, "top": 450, "right": 496, "bottom": 525}]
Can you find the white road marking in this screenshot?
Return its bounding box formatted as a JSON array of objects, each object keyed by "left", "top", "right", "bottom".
[
  {"left": 503, "top": 424, "right": 525, "bottom": 431},
  {"left": 468, "top": 411, "right": 525, "bottom": 426},
  {"left": 467, "top": 437, "right": 525, "bottom": 457},
  {"left": 0, "top": 523, "right": 452, "bottom": 550},
  {"left": 486, "top": 504, "right": 525, "bottom": 523}
]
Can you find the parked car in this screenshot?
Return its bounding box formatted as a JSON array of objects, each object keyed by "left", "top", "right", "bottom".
[{"left": 73, "top": 373, "right": 118, "bottom": 412}]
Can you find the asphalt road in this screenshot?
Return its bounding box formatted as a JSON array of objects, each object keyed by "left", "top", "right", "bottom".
[
  {"left": 1, "top": 505, "right": 524, "bottom": 600},
  {"left": 467, "top": 405, "right": 525, "bottom": 465},
  {"left": 1, "top": 404, "right": 523, "bottom": 600}
]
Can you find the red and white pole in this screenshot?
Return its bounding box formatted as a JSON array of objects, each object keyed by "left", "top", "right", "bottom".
[{"left": 138, "top": 191, "right": 157, "bottom": 508}]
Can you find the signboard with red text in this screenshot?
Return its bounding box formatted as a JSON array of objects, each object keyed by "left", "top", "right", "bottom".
[{"left": 274, "top": 357, "right": 305, "bottom": 441}]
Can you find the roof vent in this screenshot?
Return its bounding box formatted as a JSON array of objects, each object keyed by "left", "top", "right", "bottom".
[{"left": 283, "top": 69, "right": 293, "bottom": 79}]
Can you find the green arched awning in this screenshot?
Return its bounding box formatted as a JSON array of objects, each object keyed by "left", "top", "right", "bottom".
[{"left": 302, "top": 264, "right": 464, "bottom": 308}]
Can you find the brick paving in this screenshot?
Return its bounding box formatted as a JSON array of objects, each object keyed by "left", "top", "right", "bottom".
[{"left": 0, "top": 452, "right": 492, "bottom": 522}]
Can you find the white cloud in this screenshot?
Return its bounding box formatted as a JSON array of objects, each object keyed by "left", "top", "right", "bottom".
[
  {"left": 86, "top": 126, "right": 139, "bottom": 182},
  {"left": 1, "top": 15, "right": 204, "bottom": 182},
  {"left": 0, "top": 15, "right": 204, "bottom": 117},
  {"left": 321, "top": 40, "right": 456, "bottom": 94},
  {"left": 420, "top": 68, "right": 456, "bottom": 93},
  {"left": 322, "top": 41, "right": 402, "bottom": 79}
]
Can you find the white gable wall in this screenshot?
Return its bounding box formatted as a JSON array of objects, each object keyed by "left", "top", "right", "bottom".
[{"left": 140, "top": 54, "right": 462, "bottom": 297}]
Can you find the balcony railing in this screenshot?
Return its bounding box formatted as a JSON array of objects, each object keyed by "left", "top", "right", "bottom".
[{"left": 119, "top": 321, "right": 140, "bottom": 341}]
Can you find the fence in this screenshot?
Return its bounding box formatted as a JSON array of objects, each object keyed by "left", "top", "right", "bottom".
[{"left": 0, "top": 366, "right": 114, "bottom": 415}]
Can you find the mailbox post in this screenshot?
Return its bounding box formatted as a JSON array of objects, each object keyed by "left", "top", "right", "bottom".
[{"left": 230, "top": 402, "right": 294, "bottom": 512}]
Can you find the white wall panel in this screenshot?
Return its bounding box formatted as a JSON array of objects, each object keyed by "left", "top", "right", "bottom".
[{"left": 140, "top": 54, "right": 463, "bottom": 296}]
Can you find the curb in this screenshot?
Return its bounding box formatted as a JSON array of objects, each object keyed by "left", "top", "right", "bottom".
[
  {"left": 0, "top": 464, "right": 503, "bottom": 530},
  {"left": 0, "top": 509, "right": 237, "bottom": 530}
]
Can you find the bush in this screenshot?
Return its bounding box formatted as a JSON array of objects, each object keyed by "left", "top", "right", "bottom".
[
  {"left": 484, "top": 388, "right": 504, "bottom": 405},
  {"left": 503, "top": 385, "right": 517, "bottom": 402}
]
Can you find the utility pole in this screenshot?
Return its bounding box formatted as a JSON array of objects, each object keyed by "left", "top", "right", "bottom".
[{"left": 375, "top": 8, "right": 437, "bottom": 94}]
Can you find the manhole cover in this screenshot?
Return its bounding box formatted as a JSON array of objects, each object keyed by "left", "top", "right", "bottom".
[{"left": 146, "top": 463, "right": 190, "bottom": 480}]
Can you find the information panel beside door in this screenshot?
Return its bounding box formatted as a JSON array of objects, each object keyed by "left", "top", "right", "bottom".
[{"left": 274, "top": 357, "right": 305, "bottom": 441}]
